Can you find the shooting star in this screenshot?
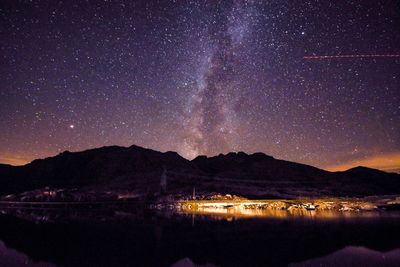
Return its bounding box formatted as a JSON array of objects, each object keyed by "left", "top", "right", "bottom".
[{"left": 304, "top": 54, "right": 400, "bottom": 59}]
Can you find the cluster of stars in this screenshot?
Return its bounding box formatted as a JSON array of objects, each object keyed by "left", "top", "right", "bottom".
[{"left": 0, "top": 0, "right": 399, "bottom": 172}]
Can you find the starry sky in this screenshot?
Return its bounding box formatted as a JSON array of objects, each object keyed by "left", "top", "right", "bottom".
[{"left": 1, "top": 0, "right": 399, "bottom": 172}]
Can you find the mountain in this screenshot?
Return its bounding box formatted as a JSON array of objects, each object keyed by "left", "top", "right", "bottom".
[
  {"left": 191, "top": 153, "right": 400, "bottom": 197},
  {"left": 0, "top": 145, "right": 198, "bottom": 197},
  {"left": 0, "top": 145, "right": 399, "bottom": 199},
  {"left": 192, "top": 152, "right": 328, "bottom": 181}
]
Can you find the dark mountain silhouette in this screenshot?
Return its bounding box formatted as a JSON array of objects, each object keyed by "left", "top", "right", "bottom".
[
  {"left": 0, "top": 145, "right": 399, "bottom": 198},
  {"left": 192, "top": 152, "right": 328, "bottom": 181},
  {"left": 0, "top": 145, "right": 197, "bottom": 197}
]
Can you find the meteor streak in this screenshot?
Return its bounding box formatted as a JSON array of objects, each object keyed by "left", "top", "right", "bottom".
[{"left": 304, "top": 54, "right": 400, "bottom": 59}]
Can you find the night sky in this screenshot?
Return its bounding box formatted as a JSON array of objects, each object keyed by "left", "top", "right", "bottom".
[{"left": 1, "top": 0, "right": 399, "bottom": 172}]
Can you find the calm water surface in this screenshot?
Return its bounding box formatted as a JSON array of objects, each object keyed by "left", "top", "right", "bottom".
[{"left": 0, "top": 206, "right": 399, "bottom": 267}]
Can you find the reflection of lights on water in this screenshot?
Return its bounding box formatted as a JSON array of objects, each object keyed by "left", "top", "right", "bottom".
[
  {"left": 182, "top": 206, "right": 319, "bottom": 219},
  {"left": 180, "top": 206, "right": 383, "bottom": 220},
  {"left": 178, "top": 200, "right": 384, "bottom": 221}
]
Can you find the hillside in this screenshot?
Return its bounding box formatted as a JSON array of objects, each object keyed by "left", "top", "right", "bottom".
[{"left": 0, "top": 145, "right": 399, "bottom": 199}]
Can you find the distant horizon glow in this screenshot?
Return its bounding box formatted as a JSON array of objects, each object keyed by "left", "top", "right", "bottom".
[
  {"left": 1, "top": 145, "right": 399, "bottom": 174},
  {"left": 326, "top": 152, "right": 400, "bottom": 173}
]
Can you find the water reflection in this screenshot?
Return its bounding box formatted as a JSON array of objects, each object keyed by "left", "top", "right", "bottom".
[
  {"left": 290, "top": 246, "right": 400, "bottom": 267},
  {"left": 171, "top": 258, "right": 219, "bottom": 267},
  {"left": 173, "top": 247, "right": 400, "bottom": 267},
  {"left": 0, "top": 240, "right": 55, "bottom": 267},
  {"left": 0, "top": 206, "right": 399, "bottom": 267},
  {"left": 178, "top": 205, "right": 400, "bottom": 221}
]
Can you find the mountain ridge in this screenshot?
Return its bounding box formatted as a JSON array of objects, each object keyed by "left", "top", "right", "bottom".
[{"left": 0, "top": 144, "right": 399, "bottom": 198}]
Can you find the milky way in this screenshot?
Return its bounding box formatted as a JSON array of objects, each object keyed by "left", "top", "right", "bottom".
[
  {"left": 0, "top": 0, "right": 399, "bottom": 172},
  {"left": 183, "top": 0, "right": 255, "bottom": 158}
]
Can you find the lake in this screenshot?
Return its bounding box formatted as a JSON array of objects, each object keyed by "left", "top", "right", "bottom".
[{"left": 0, "top": 206, "right": 399, "bottom": 267}]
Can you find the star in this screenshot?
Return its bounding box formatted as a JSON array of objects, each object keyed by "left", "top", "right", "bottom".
[{"left": 0, "top": 1, "right": 398, "bottom": 172}]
